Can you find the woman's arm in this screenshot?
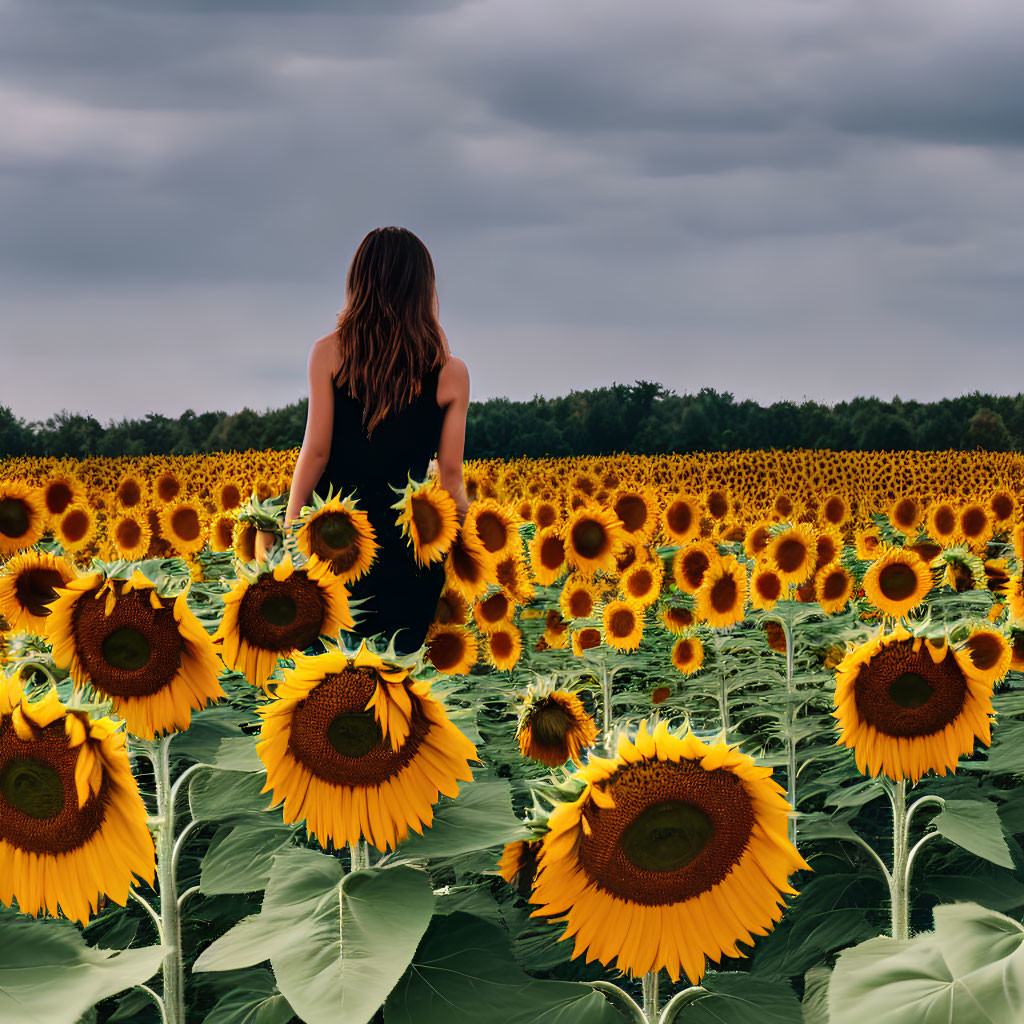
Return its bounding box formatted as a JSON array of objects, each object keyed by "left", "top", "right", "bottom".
[
  {"left": 256, "top": 338, "right": 334, "bottom": 563},
  {"left": 437, "top": 357, "right": 472, "bottom": 524}
]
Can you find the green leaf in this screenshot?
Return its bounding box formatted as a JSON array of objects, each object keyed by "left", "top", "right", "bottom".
[
  {"left": 801, "top": 966, "right": 831, "bottom": 1024},
  {"left": 655, "top": 972, "right": 802, "bottom": 1023},
  {"left": 931, "top": 798, "right": 1014, "bottom": 868},
  {"left": 920, "top": 864, "right": 1024, "bottom": 912},
  {"left": 0, "top": 911, "right": 165, "bottom": 1024},
  {"left": 172, "top": 705, "right": 255, "bottom": 763},
  {"left": 387, "top": 778, "right": 531, "bottom": 865},
  {"left": 195, "top": 847, "right": 435, "bottom": 1024},
  {"left": 189, "top": 768, "right": 278, "bottom": 823},
  {"left": 383, "top": 913, "right": 626, "bottom": 1024},
  {"left": 201, "top": 968, "right": 295, "bottom": 1024},
  {"left": 829, "top": 902, "right": 1024, "bottom": 1024},
  {"left": 200, "top": 820, "right": 298, "bottom": 895}
]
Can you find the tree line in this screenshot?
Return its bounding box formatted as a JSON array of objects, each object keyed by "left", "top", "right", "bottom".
[{"left": 2, "top": 382, "right": 1022, "bottom": 460}]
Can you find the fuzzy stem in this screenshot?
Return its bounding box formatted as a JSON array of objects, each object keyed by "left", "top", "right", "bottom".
[
  {"left": 601, "top": 662, "right": 614, "bottom": 754},
  {"left": 888, "top": 779, "right": 910, "bottom": 940},
  {"left": 587, "top": 981, "right": 647, "bottom": 1023},
  {"left": 781, "top": 612, "right": 798, "bottom": 847},
  {"left": 642, "top": 971, "right": 660, "bottom": 1022},
  {"left": 657, "top": 987, "right": 706, "bottom": 1022},
  {"left": 148, "top": 735, "right": 185, "bottom": 1024},
  {"left": 136, "top": 984, "right": 168, "bottom": 1024}
]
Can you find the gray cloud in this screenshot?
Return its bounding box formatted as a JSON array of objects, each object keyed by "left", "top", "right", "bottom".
[{"left": 3, "top": 0, "right": 1024, "bottom": 426}]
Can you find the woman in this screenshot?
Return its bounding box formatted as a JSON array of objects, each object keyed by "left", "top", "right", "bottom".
[{"left": 255, "top": 226, "right": 472, "bottom": 656}]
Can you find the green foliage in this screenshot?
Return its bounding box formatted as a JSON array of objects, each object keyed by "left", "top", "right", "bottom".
[
  {"left": 829, "top": 903, "right": 1024, "bottom": 1024},
  {"left": 0, "top": 908, "right": 164, "bottom": 1024}
]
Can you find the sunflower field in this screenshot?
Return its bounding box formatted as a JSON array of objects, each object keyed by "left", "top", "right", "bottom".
[{"left": 2, "top": 447, "right": 1024, "bottom": 1024}]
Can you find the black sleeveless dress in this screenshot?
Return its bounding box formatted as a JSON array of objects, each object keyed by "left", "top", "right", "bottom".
[{"left": 312, "top": 365, "right": 448, "bottom": 656}]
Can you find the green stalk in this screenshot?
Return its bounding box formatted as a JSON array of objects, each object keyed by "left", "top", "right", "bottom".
[
  {"left": 885, "top": 779, "right": 910, "bottom": 940},
  {"left": 642, "top": 970, "right": 660, "bottom": 1022},
  {"left": 141, "top": 735, "right": 185, "bottom": 1024},
  {"left": 711, "top": 631, "right": 730, "bottom": 744},
  {"left": 780, "top": 612, "right": 798, "bottom": 847}
]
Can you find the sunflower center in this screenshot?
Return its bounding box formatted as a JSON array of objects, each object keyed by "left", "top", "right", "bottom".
[
  {"left": 824, "top": 497, "right": 845, "bottom": 524},
  {"left": 0, "top": 497, "right": 30, "bottom": 539},
  {"left": 878, "top": 563, "right": 919, "bottom": 602},
  {"left": 101, "top": 626, "right": 152, "bottom": 671},
  {"left": 667, "top": 500, "right": 693, "bottom": 536},
  {"left": 475, "top": 511, "right": 508, "bottom": 553},
  {"left": 1, "top": 757, "right": 65, "bottom": 819},
  {"left": 609, "top": 608, "right": 635, "bottom": 637},
  {"left": 531, "top": 701, "right": 570, "bottom": 746},
  {"left": 411, "top": 495, "right": 443, "bottom": 546},
  {"left": 620, "top": 800, "right": 713, "bottom": 872},
  {"left": 775, "top": 538, "right": 806, "bottom": 573},
  {"left": 933, "top": 506, "right": 956, "bottom": 535},
  {"left": 261, "top": 594, "right": 298, "bottom": 627},
  {"left": 615, "top": 496, "right": 647, "bottom": 533},
  {"left": 320, "top": 514, "right": 358, "bottom": 551},
  {"left": 326, "top": 712, "right": 384, "bottom": 758},
  {"left": 962, "top": 507, "right": 987, "bottom": 537},
  {"left": 572, "top": 520, "right": 607, "bottom": 560},
  {"left": 16, "top": 568, "right": 66, "bottom": 618},
  {"left": 709, "top": 575, "right": 737, "bottom": 613},
  {"left": 889, "top": 672, "right": 933, "bottom": 709},
  {"left": 540, "top": 535, "right": 565, "bottom": 570}
]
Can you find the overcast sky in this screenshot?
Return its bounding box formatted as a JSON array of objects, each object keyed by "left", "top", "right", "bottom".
[{"left": 3, "top": 0, "right": 1023, "bottom": 427}]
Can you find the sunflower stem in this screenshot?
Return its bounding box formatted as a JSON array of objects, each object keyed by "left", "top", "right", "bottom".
[
  {"left": 148, "top": 735, "right": 186, "bottom": 1024},
  {"left": 780, "top": 611, "right": 798, "bottom": 848},
  {"left": 657, "top": 986, "right": 707, "bottom": 1022},
  {"left": 129, "top": 888, "right": 164, "bottom": 942},
  {"left": 712, "top": 631, "right": 730, "bottom": 745},
  {"left": 600, "top": 663, "right": 614, "bottom": 753},
  {"left": 888, "top": 779, "right": 910, "bottom": 940},
  {"left": 642, "top": 971, "right": 660, "bottom": 1021},
  {"left": 135, "top": 983, "right": 168, "bottom": 1024}
]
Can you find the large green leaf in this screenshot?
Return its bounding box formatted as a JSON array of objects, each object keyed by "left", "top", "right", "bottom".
[
  {"left": 201, "top": 968, "right": 295, "bottom": 1024},
  {"left": 387, "top": 778, "right": 531, "bottom": 864},
  {"left": 194, "top": 847, "right": 435, "bottom": 1024},
  {"left": 930, "top": 798, "right": 1014, "bottom": 868},
  {"left": 200, "top": 819, "right": 298, "bottom": 895},
  {"left": 172, "top": 705, "right": 255, "bottom": 763},
  {"left": 383, "top": 912, "right": 626, "bottom": 1024},
  {"left": 0, "top": 911, "right": 165, "bottom": 1024},
  {"left": 667, "top": 973, "right": 802, "bottom": 1023},
  {"left": 189, "top": 767, "right": 278, "bottom": 823},
  {"left": 829, "top": 902, "right": 1024, "bottom": 1024}
]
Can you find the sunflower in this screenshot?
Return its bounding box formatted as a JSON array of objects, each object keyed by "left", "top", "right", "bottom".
[
  {"left": 560, "top": 577, "right": 600, "bottom": 621},
  {"left": 602, "top": 600, "right": 644, "bottom": 652},
  {"left": 443, "top": 526, "right": 497, "bottom": 603},
  {"left": 54, "top": 503, "right": 97, "bottom": 555},
  {"left": 213, "top": 554, "right": 354, "bottom": 693},
  {"left": 619, "top": 559, "right": 664, "bottom": 608},
  {"left": 485, "top": 624, "right": 523, "bottom": 672},
  {"left": 433, "top": 589, "right": 470, "bottom": 627},
  {"left": 661, "top": 604, "right": 696, "bottom": 635},
  {"left": 925, "top": 502, "right": 958, "bottom": 545},
  {"left": 108, "top": 510, "right": 152, "bottom": 561},
  {"left": 671, "top": 636, "right": 704, "bottom": 674},
  {"left": 571, "top": 627, "right": 603, "bottom": 657},
  {"left": 614, "top": 541, "right": 640, "bottom": 576},
  {"left": 40, "top": 475, "right": 87, "bottom": 526},
  {"left": 694, "top": 554, "right": 747, "bottom": 629},
  {"left": 46, "top": 568, "right": 226, "bottom": 739},
  {"left": 860, "top": 545, "right": 932, "bottom": 618},
  {"left": 988, "top": 490, "right": 1016, "bottom": 529},
  {"left": 497, "top": 839, "right": 540, "bottom": 898},
  {"left": 542, "top": 609, "right": 571, "bottom": 650},
  {"left": 704, "top": 487, "right": 732, "bottom": 521},
  {"left": 661, "top": 494, "right": 702, "bottom": 545},
  {"left": 562, "top": 505, "right": 629, "bottom": 577},
  {"left": 495, "top": 554, "right": 535, "bottom": 605},
  {"left": 464, "top": 499, "right": 521, "bottom": 562},
  {"left": 424, "top": 623, "right": 477, "bottom": 674},
  {"left": 0, "top": 550, "right": 78, "bottom": 638},
  {"left": 473, "top": 590, "right": 513, "bottom": 633},
  {"left": 749, "top": 564, "right": 784, "bottom": 611},
  {"left": 1005, "top": 573, "right": 1024, "bottom": 622},
  {"left": 0, "top": 480, "right": 48, "bottom": 557},
  {"left": 156, "top": 500, "right": 207, "bottom": 557},
  {"left": 888, "top": 496, "right": 923, "bottom": 536},
  {"left": 392, "top": 477, "right": 459, "bottom": 568},
  {"left": 516, "top": 683, "right": 597, "bottom": 767},
  {"left": 112, "top": 473, "right": 148, "bottom": 512},
  {"left": 855, "top": 527, "right": 882, "bottom": 562},
  {"left": 815, "top": 562, "right": 855, "bottom": 614},
  {"left": 528, "top": 720, "right": 808, "bottom": 982},
  {"left": 764, "top": 622, "right": 787, "bottom": 655},
  {"left": 213, "top": 478, "right": 245, "bottom": 514},
  {"left": 832, "top": 623, "right": 999, "bottom": 782},
  {"left": 295, "top": 493, "right": 378, "bottom": 584},
  {"left": 1009, "top": 629, "right": 1024, "bottom": 672},
  {"left": 529, "top": 527, "right": 567, "bottom": 586},
  {"left": 819, "top": 494, "right": 851, "bottom": 529},
  {"left": 672, "top": 539, "right": 719, "bottom": 594},
  {"left": 813, "top": 527, "right": 843, "bottom": 571},
  {"left": 533, "top": 498, "right": 561, "bottom": 531},
  {"left": 958, "top": 627, "right": 1011, "bottom": 686},
  {"left": 743, "top": 521, "right": 773, "bottom": 561},
  {"left": 256, "top": 642, "right": 478, "bottom": 852},
  {"left": 766, "top": 524, "right": 816, "bottom": 586},
  {"left": 958, "top": 502, "right": 993, "bottom": 553},
  {"left": 0, "top": 678, "right": 156, "bottom": 924},
  {"left": 609, "top": 487, "right": 659, "bottom": 543}
]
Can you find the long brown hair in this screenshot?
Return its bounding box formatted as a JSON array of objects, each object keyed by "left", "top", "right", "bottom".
[{"left": 334, "top": 226, "right": 450, "bottom": 438}]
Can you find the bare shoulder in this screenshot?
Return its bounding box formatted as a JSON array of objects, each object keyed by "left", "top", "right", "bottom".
[
  {"left": 312, "top": 332, "right": 340, "bottom": 375},
  {"left": 437, "top": 355, "right": 469, "bottom": 408}
]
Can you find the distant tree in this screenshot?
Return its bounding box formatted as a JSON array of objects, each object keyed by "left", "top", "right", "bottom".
[{"left": 965, "top": 407, "right": 1011, "bottom": 451}]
